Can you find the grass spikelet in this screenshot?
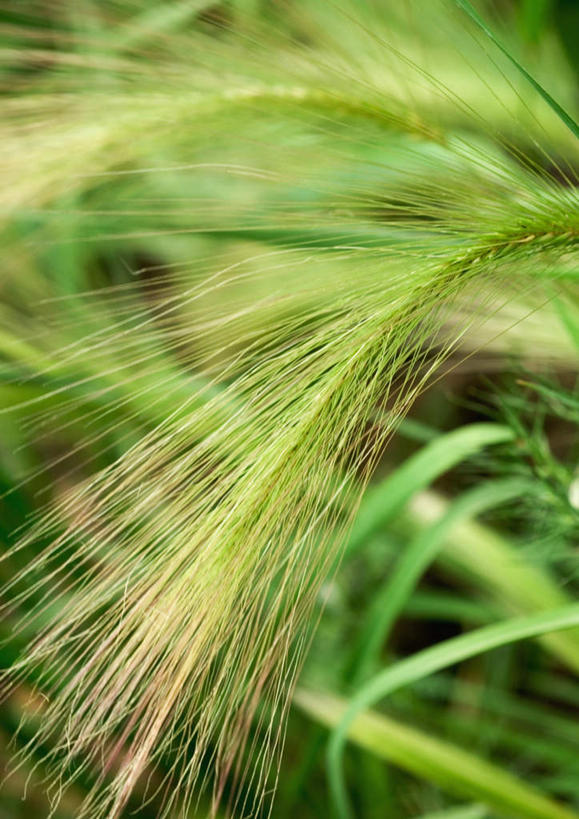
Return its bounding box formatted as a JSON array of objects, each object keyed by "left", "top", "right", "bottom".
[{"left": 3, "top": 252, "right": 479, "bottom": 817}]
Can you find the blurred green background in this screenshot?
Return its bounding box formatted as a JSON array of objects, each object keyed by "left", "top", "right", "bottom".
[{"left": 0, "top": 1, "right": 578, "bottom": 817}]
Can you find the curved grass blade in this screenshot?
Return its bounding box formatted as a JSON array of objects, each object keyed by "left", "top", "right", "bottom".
[
  {"left": 404, "top": 490, "right": 579, "bottom": 672},
  {"left": 295, "top": 687, "right": 577, "bottom": 819},
  {"left": 350, "top": 477, "right": 530, "bottom": 685},
  {"left": 345, "top": 423, "right": 514, "bottom": 557},
  {"left": 416, "top": 807, "right": 488, "bottom": 819},
  {"left": 327, "top": 604, "right": 579, "bottom": 819}
]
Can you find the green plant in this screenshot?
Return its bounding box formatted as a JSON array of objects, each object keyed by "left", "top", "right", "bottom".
[{"left": 0, "top": 1, "right": 577, "bottom": 817}]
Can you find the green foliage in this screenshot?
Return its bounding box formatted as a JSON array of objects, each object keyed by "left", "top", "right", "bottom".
[
  {"left": 296, "top": 682, "right": 578, "bottom": 819},
  {"left": 0, "top": 1, "right": 577, "bottom": 818},
  {"left": 326, "top": 605, "right": 579, "bottom": 819},
  {"left": 455, "top": 0, "right": 579, "bottom": 139}
]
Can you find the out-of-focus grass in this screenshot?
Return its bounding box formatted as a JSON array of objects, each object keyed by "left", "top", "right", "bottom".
[{"left": 0, "top": 0, "right": 577, "bottom": 817}]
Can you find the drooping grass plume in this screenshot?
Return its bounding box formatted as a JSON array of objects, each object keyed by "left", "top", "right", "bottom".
[{"left": 1, "top": 1, "right": 578, "bottom": 817}]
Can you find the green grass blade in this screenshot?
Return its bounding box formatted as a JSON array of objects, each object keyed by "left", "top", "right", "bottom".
[
  {"left": 403, "top": 591, "right": 497, "bottom": 625},
  {"left": 404, "top": 490, "right": 579, "bottom": 672},
  {"left": 327, "top": 604, "right": 579, "bottom": 819},
  {"left": 350, "top": 478, "right": 529, "bottom": 684},
  {"left": 295, "top": 687, "right": 577, "bottom": 819},
  {"left": 345, "top": 423, "right": 514, "bottom": 556},
  {"left": 416, "top": 807, "right": 488, "bottom": 819},
  {"left": 455, "top": 0, "right": 579, "bottom": 140}
]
